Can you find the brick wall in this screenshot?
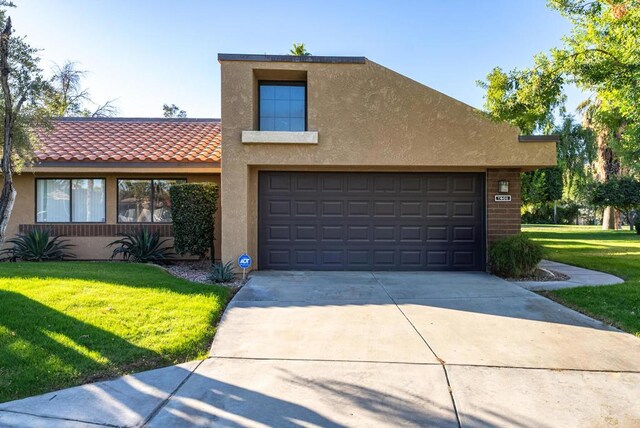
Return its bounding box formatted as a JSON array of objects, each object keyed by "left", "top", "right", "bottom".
[
  {"left": 487, "top": 168, "right": 521, "bottom": 243},
  {"left": 18, "top": 223, "right": 173, "bottom": 237}
]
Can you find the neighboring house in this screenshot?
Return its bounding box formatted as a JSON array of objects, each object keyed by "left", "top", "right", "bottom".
[
  {"left": 8, "top": 118, "right": 222, "bottom": 259},
  {"left": 7, "top": 53, "right": 556, "bottom": 270}
]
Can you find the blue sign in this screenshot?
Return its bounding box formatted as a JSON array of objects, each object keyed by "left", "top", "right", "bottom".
[{"left": 238, "top": 253, "right": 252, "bottom": 269}]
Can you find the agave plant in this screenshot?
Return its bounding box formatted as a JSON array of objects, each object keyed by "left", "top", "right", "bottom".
[
  {"left": 1, "top": 228, "right": 75, "bottom": 261},
  {"left": 209, "top": 261, "right": 236, "bottom": 283},
  {"left": 108, "top": 228, "right": 173, "bottom": 263}
]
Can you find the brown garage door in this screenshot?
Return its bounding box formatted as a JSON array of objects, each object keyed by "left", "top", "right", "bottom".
[{"left": 258, "top": 172, "right": 485, "bottom": 271}]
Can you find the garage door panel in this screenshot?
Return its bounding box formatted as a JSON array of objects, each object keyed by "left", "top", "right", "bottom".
[
  {"left": 347, "top": 175, "right": 370, "bottom": 192},
  {"left": 452, "top": 176, "right": 476, "bottom": 193},
  {"left": 347, "top": 200, "right": 370, "bottom": 216},
  {"left": 452, "top": 226, "right": 475, "bottom": 242},
  {"left": 294, "top": 175, "right": 317, "bottom": 192},
  {"left": 427, "top": 250, "right": 448, "bottom": 267},
  {"left": 400, "top": 250, "right": 422, "bottom": 265},
  {"left": 294, "top": 225, "right": 317, "bottom": 241},
  {"left": 400, "top": 176, "right": 423, "bottom": 192},
  {"left": 373, "top": 201, "right": 396, "bottom": 216},
  {"left": 294, "top": 200, "right": 317, "bottom": 216},
  {"left": 321, "top": 250, "right": 343, "bottom": 266},
  {"left": 267, "top": 225, "right": 290, "bottom": 241},
  {"left": 373, "top": 226, "right": 395, "bottom": 241},
  {"left": 347, "top": 225, "right": 370, "bottom": 242},
  {"left": 267, "top": 200, "right": 291, "bottom": 216},
  {"left": 321, "top": 225, "right": 344, "bottom": 241},
  {"left": 452, "top": 201, "right": 476, "bottom": 217},
  {"left": 347, "top": 250, "right": 370, "bottom": 266},
  {"left": 266, "top": 249, "right": 290, "bottom": 266},
  {"left": 452, "top": 251, "right": 475, "bottom": 267},
  {"left": 426, "top": 226, "right": 448, "bottom": 242},
  {"left": 321, "top": 175, "right": 343, "bottom": 192},
  {"left": 259, "top": 172, "right": 485, "bottom": 271},
  {"left": 426, "top": 201, "right": 449, "bottom": 217},
  {"left": 266, "top": 175, "right": 291, "bottom": 192}
]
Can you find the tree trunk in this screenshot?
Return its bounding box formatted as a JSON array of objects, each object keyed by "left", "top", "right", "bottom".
[
  {"left": 0, "top": 173, "right": 15, "bottom": 243},
  {"left": 602, "top": 207, "right": 616, "bottom": 230},
  {"left": 593, "top": 129, "right": 620, "bottom": 230},
  {"left": 0, "top": 18, "right": 14, "bottom": 244}
]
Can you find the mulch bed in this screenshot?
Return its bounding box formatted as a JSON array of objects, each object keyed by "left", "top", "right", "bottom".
[
  {"left": 162, "top": 260, "right": 246, "bottom": 289},
  {"left": 508, "top": 268, "right": 570, "bottom": 282}
]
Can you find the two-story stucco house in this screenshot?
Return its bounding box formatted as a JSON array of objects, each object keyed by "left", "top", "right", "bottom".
[{"left": 5, "top": 54, "right": 556, "bottom": 271}]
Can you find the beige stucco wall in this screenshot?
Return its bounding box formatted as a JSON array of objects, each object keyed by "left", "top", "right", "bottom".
[
  {"left": 220, "top": 57, "right": 556, "bottom": 267},
  {"left": 5, "top": 171, "right": 221, "bottom": 260}
]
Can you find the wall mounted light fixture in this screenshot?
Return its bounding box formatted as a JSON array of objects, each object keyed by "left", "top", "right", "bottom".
[{"left": 498, "top": 179, "right": 509, "bottom": 193}]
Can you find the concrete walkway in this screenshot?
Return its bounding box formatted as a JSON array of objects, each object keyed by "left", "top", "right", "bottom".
[
  {"left": 1, "top": 271, "right": 640, "bottom": 427},
  {"left": 513, "top": 259, "right": 625, "bottom": 291}
]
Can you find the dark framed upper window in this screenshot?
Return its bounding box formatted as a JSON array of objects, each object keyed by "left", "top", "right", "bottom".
[
  {"left": 36, "top": 178, "right": 106, "bottom": 223},
  {"left": 117, "top": 179, "right": 186, "bottom": 223},
  {"left": 259, "top": 81, "right": 306, "bottom": 131}
]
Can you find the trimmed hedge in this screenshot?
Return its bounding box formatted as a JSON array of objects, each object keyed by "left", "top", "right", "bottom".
[
  {"left": 169, "top": 182, "right": 219, "bottom": 259},
  {"left": 489, "top": 234, "right": 543, "bottom": 278}
]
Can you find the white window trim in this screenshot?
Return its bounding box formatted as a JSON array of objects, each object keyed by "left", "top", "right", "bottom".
[{"left": 241, "top": 130, "right": 318, "bottom": 144}]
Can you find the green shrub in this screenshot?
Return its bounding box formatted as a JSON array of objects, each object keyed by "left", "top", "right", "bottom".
[
  {"left": 489, "top": 234, "right": 543, "bottom": 278},
  {"left": 108, "top": 228, "right": 173, "bottom": 263},
  {"left": 169, "top": 183, "right": 218, "bottom": 259},
  {"left": 1, "top": 228, "right": 74, "bottom": 261},
  {"left": 209, "top": 261, "right": 236, "bottom": 283}
]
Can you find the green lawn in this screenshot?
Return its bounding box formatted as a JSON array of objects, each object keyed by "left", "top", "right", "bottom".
[
  {"left": 0, "top": 262, "right": 230, "bottom": 403},
  {"left": 523, "top": 225, "right": 640, "bottom": 338}
]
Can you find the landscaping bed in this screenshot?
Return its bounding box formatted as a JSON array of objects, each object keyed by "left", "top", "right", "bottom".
[
  {"left": 524, "top": 225, "right": 640, "bottom": 338},
  {"left": 507, "top": 267, "right": 569, "bottom": 282},
  {"left": 0, "top": 261, "right": 231, "bottom": 403}
]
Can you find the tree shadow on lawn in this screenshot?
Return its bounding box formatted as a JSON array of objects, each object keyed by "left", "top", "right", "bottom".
[
  {"left": 0, "top": 289, "right": 174, "bottom": 403},
  {"left": 0, "top": 261, "right": 225, "bottom": 293},
  {"left": 525, "top": 230, "right": 639, "bottom": 242}
]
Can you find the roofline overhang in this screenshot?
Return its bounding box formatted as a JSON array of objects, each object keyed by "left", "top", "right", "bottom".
[
  {"left": 218, "top": 53, "right": 366, "bottom": 64},
  {"left": 45, "top": 117, "right": 220, "bottom": 123},
  {"left": 22, "top": 161, "right": 221, "bottom": 174},
  {"left": 518, "top": 135, "right": 559, "bottom": 143}
]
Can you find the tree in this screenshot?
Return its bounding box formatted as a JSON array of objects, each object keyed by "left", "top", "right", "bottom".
[
  {"left": 44, "top": 61, "right": 117, "bottom": 117},
  {"left": 554, "top": 116, "right": 596, "bottom": 199},
  {"left": 590, "top": 176, "right": 640, "bottom": 230},
  {"left": 479, "top": 0, "right": 640, "bottom": 229},
  {"left": 0, "top": 3, "right": 50, "bottom": 243},
  {"left": 290, "top": 43, "right": 311, "bottom": 56},
  {"left": 522, "top": 167, "right": 564, "bottom": 206},
  {"left": 162, "top": 103, "right": 186, "bottom": 118},
  {"left": 478, "top": 54, "right": 565, "bottom": 134}
]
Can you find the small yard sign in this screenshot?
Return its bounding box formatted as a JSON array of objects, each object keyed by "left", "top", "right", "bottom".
[
  {"left": 495, "top": 195, "right": 512, "bottom": 202},
  {"left": 238, "top": 253, "right": 252, "bottom": 280}
]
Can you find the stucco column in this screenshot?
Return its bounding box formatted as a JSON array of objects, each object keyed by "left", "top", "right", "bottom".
[{"left": 221, "top": 163, "right": 250, "bottom": 265}]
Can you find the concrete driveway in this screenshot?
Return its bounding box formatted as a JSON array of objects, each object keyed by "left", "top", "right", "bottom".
[
  {"left": 2, "top": 271, "right": 640, "bottom": 427},
  {"left": 162, "top": 271, "right": 640, "bottom": 427}
]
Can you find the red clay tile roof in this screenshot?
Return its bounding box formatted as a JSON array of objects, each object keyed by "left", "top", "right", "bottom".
[{"left": 34, "top": 118, "right": 221, "bottom": 163}]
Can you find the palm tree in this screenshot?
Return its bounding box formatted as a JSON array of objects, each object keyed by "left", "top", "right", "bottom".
[{"left": 290, "top": 43, "right": 311, "bottom": 56}]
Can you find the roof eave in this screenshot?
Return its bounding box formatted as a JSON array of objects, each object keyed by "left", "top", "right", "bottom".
[
  {"left": 23, "top": 161, "right": 221, "bottom": 173},
  {"left": 218, "top": 53, "right": 366, "bottom": 64},
  {"left": 518, "top": 135, "right": 559, "bottom": 143}
]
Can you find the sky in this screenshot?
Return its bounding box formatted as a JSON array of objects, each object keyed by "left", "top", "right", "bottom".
[{"left": 12, "top": 0, "right": 584, "bottom": 119}]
